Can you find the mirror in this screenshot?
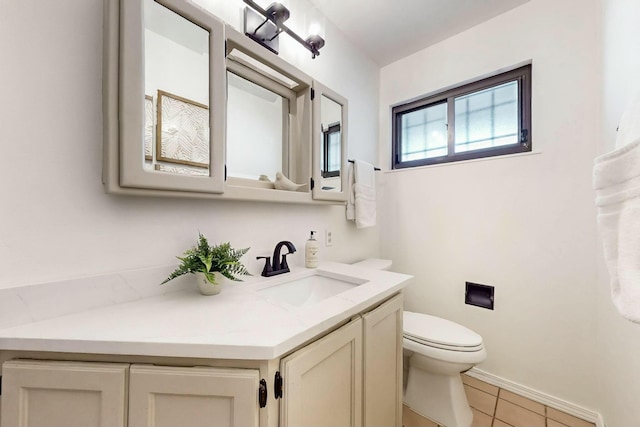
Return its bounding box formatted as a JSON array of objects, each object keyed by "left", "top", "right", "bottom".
[
  {"left": 224, "top": 26, "right": 313, "bottom": 191},
  {"left": 104, "top": 2, "right": 342, "bottom": 204},
  {"left": 144, "top": 0, "right": 210, "bottom": 176},
  {"left": 226, "top": 69, "right": 289, "bottom": 182},
  {"left": 320, "top": 95, "right": 343, "bottom": 190},
  {"left": 312, "top": 82, "right": 348, "bottom": 201},
  {"left": 104, "top": 0, "right": 226, "bottom": 194}
]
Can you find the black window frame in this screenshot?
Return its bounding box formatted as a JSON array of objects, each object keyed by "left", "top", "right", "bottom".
[{"left": 392, "top": 64, "right": 532, "bottom": 169}]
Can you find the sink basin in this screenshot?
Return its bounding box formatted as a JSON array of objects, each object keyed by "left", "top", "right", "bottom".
[{"left": 259, "top": 273, "right": 368, "bottom": 307}]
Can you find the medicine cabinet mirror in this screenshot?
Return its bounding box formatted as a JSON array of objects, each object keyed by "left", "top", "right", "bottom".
[
  {"left": 312, "top": 81, "right": 348, "bottom": 201},
  {"left": 226, "top": 71, "right": 287, "bottom": 181},
  {"left": 104, "top": 0, "right": 343, "bottom": 204},
  {"left": 224, "top": 26, "right": 312, "bottom": 193},
  {"left": 104, "top": 0, "right": 225, "bottom": 195}
]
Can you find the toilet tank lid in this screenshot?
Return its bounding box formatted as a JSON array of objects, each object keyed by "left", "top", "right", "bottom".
[{"left": 403, "top": 311, "right": 483, "bottom": 348}]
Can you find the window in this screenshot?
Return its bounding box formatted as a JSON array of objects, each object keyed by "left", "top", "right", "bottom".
[
  {"left": 392, "top": 64, "right": 531, "bottom": 168},
  {"left": 321, "top": 123, "right": 341, "bottom": 178}
]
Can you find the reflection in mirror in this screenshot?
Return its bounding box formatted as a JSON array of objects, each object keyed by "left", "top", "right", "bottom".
[
  {"left": 143, "top": 0, "right": 209, "bottom": 176},
  {"left": 227, "top": 71, "right": 287, "bottom": 181},
  {"left": 311, "top": 81, "right": 347, "bottom": 201},
  {"left": 320, "top": 95, "right": 343, "bottom": 192},
  {"left": 321, "top": 123, "right": 340, "bottom": 176},
  {"left": 144, "top": 95, "right": 153, "bottom": 163}
]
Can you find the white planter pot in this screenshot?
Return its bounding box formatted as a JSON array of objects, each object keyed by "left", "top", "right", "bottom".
[{"left": 194, "top": 271, "right": 227, "bottom": 296}]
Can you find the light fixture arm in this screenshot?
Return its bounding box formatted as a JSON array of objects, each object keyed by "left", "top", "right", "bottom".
[{"left": 243, "top": 0, "right": 325, "bottom": 59}]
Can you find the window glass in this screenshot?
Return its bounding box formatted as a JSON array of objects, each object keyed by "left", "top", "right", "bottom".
[
  {"left": 454, "top": 81, "right": 518, "bottom": 153},
  {"left": 400, "top": 103, "right": 447, "bottom": 161}
]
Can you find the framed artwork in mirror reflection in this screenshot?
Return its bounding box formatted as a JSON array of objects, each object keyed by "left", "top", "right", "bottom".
[{"left": 156, "top": 90, "right": 209, "bottom": 169}]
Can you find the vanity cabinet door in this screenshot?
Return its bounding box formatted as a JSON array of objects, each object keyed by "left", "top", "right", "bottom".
[
  {"left": 128, "top": 365, "right": 259, "bottom": 427},
  {"left": 1, "top": 360, "right": 128, "bottom": 427},
  {"left": 363, "top": 293, "right": 404, "bottom": 427},
  {"left": 280, "top": 318, "right": 363, "bottom": 427}
]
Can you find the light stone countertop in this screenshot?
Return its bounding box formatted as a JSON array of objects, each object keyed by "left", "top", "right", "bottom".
[{"left": 0, "top": 262, "right": 411, "bottom": 360}]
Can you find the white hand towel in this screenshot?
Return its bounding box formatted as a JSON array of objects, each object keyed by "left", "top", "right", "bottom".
[
  {"left": 346, "top": 160, "right": 376, "bottom": 228},
  {"left": 347, "top": 162, "right": 355, "bottom": 221},
  {"left": 594, "top": 137, "right": 640, "bottom": 323}
]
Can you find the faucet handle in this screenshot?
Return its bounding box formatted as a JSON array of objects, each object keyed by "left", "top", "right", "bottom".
[{"left": 256, "top": 256, "right": 272, "bottom": 277}]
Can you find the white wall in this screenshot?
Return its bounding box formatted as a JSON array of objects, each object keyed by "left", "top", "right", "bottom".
[
  {"left": 379, "top": 0, "right": 600, "bottom": 410},
  {"left": 0, "top": 0, "right": 380, "bottom": 290},
  {"left": 597, "top": 0, "right": 640, "bottom": 424}
]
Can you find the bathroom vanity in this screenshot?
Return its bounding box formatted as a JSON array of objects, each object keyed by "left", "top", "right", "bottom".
[{"left": 0, "top": 263, "right": 411, "bottom": 427}]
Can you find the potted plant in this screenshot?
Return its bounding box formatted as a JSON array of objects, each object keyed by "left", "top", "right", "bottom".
[{"left": 161, "top": 233, "right": 251, "bottom": 295}]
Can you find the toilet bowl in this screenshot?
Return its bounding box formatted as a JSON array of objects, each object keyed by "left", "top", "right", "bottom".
[
  {"left": 403, "top": 311, "right": 486, "bottom": 427},
  {"left": 350, "top": 259, "right": 486, "bottom": 427}
]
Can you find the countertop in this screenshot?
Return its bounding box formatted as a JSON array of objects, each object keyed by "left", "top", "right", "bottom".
[{"left": 0, "top": 262, "right": 411, "bottom": 360}]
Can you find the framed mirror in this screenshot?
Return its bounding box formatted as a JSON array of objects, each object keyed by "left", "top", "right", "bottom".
[
  {"left": 226, "top": 65, "right": 292, "bottom": 183},
  {"left": 104, "top": 0, "right": 226, "bottom": 194},
  {"left": 224, "top": 26, "right": 313, "bottom": 194},
  {"left": 312, "top": 81, "right": 348, "bottom": 201}
]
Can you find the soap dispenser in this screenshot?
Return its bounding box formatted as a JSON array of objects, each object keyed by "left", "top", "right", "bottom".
[{"left": 305, "top": 231, "right": 319, "bottom": 268}]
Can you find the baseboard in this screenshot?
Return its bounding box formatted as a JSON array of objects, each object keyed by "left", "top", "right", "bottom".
[{"left": 466, "top": 368, "right": 605, "bottom": 427}]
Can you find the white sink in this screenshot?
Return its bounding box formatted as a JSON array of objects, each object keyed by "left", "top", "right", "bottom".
[{"left": 259, "top": 272, "right": 368, "bottom": 307}]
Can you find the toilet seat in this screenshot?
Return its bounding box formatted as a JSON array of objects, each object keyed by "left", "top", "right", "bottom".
[{"left": 403, "top": 311, "right": 484, "bottom": 352}]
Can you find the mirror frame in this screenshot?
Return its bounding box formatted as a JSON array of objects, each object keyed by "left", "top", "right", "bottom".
[
  {"left": 311, "top": 81, "right": 348, "bottom": 202},
  {"left": 104, "top": 0, "right": 226, "bottom": 194}
]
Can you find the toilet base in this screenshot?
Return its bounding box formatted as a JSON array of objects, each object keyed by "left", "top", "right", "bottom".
[{"left": 403, "top": 365, "right": 472, "bottom": 427}]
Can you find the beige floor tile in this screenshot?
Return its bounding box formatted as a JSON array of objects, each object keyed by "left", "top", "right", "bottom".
[
  {"left": 464, "top": 384, "right": 497, "bottom": 416},
  {"left": 495, "top": 399, "right": 545, "bottom": 427},
  {"left": 461, "top": 374, "right": 499, "bottom": 396},
  {"left": 498, "top": 389, "right": 545, "bottom": 415},
  {"left": 492, "top": 419, "right": 514, "bottom": 427},
  {"left": 471, "top": 407, "right": 493, "bottom": 427},
  {"left": 403, "top": 404, "right": 439, "bottom": 427},
  {"left": 547, "top": 407, "right": 596, "bottom": 427}
]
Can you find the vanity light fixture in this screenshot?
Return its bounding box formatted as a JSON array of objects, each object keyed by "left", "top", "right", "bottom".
[{"left": 243, "top": 0, "right": 326, "bottom": 59}]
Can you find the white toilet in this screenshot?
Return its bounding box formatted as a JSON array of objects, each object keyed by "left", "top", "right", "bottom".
[
  {"left": 350, "top": 259, "right": 486, "bottom": 427},
  {"left": 403, "top": 311, "right": 486, "bottom": 427}
]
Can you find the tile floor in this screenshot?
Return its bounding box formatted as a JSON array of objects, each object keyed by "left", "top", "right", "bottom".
[{"left": 402, "top": 373, "right": 596, "bottom": 427}]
